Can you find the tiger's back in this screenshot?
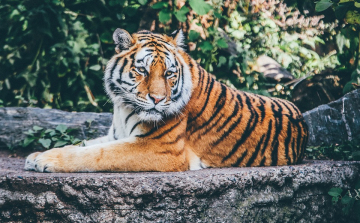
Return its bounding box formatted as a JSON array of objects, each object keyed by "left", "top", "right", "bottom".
[{"left": 184, "top": 63, "right": 308, "bottom": 168}]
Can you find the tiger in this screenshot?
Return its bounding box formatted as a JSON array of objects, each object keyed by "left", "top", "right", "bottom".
[{"left": 24, "top": 28, "right": 308, "bottom": 173}]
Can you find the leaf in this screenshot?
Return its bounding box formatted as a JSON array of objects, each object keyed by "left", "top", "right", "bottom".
[
  {"left": 54, "top": 140, "right": 69, "bottom": 148},
  {"left": 217, "top": 39, "right": 228, "bottom": 48},
  {"left": 214, "top": 11, "right": 223, "bottom": 19},
  {"left": 152, "top": 2, "right": 168, "bottom": 9},
  {"left": 23, "top": 137, "right": 35, "bottom": 147},
  {"left": 352, "top": 151, "right": 360, "bottom": 161},
  {"left": 189, "top": 30, "right": 200, "bottom": 41},
  {"left": 159, "top": 9, "right": 171, "bottom": 23},
  {"left": 138, "top": 0, "right": 148, "bottom": 5},
  {"left": 89, "top": 64, "right": 101, "bottom": 71},
  {"left": 56, "top": 124, "right": 68, "bottom": 133},
  {"left": 335, "top": 3, "right": 353, "bottom": 19},
  {"left": 315, "top": 0, "right": 333, "bottom": 12},
  {"left": 189, "top": 0, "right": 212, "bottom": 15},
  {"left": 218, "top": 56, "right": 227, "bottom": 67},
  {"left": 332, "top": 196, "right": 339, "bottom": 204},
  {"left": 174, "top": 6, "right": 189, "bottom": 22},
  {"left": 39, "top": 139, "right": 51, "bottom": 149},
  {"left": 341, "top": 195, "right": 353, "bottom": 205},
  {"left": 33, "top": 126, "right": 43, "bottom": 131},
  {"left": 328, "top": 187, "right": 343, "bottom": 197},
  {"left": 199, "top": 41, "right": 213, "bottom": 51},
  {"left": 72, "top": 138, "right": 82, "bottom": 144},
  {"left": 343, "top": 81, "right": 355, "bottom": 94}
]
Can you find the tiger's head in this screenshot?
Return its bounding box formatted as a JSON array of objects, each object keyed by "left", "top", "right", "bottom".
[{"left": 104, "top": 29, "right": 192, "bottom": 122}]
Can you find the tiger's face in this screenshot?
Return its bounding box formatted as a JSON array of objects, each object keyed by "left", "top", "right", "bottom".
[{"left": 104, "top": 29, "right": 192, "bottom": 122}]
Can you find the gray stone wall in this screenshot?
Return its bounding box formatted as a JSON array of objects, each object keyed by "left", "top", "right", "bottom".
[{"left": 303, "top": 89, "right": 360, "bottom": 146}]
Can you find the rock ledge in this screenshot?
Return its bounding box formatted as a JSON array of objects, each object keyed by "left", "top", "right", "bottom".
[{"left": 1, "top": 157, "right": 359, "bottom": 222}]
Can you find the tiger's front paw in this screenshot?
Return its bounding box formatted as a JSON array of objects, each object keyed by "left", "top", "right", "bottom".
[{"left": 24, "top": 147, "right": 72, "bottom": 173}]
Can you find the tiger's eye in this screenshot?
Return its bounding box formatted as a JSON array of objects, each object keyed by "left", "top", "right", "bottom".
[
  {"left": 166, "top": 71, "right": 172, "bottom": 76},
  {"left": 138, "top": 67, "right": 146, "bottom": 73}
]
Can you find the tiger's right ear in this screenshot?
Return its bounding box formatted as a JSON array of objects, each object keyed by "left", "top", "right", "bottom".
[{"left": 113, "top": 28, "right": 134, "bottom": 53}]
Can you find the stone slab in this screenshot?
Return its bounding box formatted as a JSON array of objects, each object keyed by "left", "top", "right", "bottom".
[{"left": 0, "top": 157, "right": 359, "bottom": 222}]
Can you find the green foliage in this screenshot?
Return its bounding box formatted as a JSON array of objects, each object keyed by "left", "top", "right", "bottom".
[
  {"left": 328, "top": 180, "right": 360, "bottom": 221},
  {"left": 23, "top": 124, "right": 81, "bottom": 150},
  {"left": 0, "top": 0, "right": 343, "bottom": 111},
  {"left": 315, "top": 0, "right": 360, "bottom": 94},
  {"left": 305, "top": 137, "right": 360, "bottom": 161}
]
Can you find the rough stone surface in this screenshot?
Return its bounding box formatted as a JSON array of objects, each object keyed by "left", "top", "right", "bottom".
[
  {"left": 0, "top": 158, "right": 359, "bottom": 222},
  {"left": 0, "top": 107, "right": 112, "bottom": 150},
  {"left": 304, "top": 88, "right": 360, "bottom": 146}
]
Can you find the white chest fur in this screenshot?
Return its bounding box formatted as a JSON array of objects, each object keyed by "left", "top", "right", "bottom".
[
  {"left": 83, "top": 105, "right": 143, "bottom": 146},
  {"left": 110, "top": 105, "right": 144, "bottom": 140}
]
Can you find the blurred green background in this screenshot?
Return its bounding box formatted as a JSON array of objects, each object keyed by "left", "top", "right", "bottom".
[{"left": 0, "top": 0, "right": 359, "bottom": 113}]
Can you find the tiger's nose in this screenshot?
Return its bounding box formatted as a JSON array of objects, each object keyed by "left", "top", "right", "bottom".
[{"left": 149, "top": 94, "right": 165, "bottom": 104}]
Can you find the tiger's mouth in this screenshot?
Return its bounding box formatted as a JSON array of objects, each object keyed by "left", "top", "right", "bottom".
[{"left": 136, "top": 108, "right": 164, "bottom": 122}]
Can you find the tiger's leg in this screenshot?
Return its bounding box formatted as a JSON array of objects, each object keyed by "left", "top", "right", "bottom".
[{"left": 24, "top": 137, "right": 189, "bottom": 172}]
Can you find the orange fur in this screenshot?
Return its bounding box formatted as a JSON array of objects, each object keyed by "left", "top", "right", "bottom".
[{"left": 25, "top": 30, "right": 308, "bottom": 173}]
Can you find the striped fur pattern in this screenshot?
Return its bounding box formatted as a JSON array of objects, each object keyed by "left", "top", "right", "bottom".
[{"left": 24, "top": 29, "right": 308, "bottom": 173}]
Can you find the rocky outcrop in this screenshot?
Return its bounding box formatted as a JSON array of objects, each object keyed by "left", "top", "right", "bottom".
[
  {"left": 0, "top": 107, "right": 112, "bottom": 150},
  {"left": 1, "top": 158, "right": 359, "bottom": 222},
  {"left": 303, "top": 88, "right": 360, "bottom": 146}
]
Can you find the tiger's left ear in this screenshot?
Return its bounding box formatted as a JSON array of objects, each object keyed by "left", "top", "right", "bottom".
[{"left": 170, "top": 29, "right": 185, "bottom": 49}]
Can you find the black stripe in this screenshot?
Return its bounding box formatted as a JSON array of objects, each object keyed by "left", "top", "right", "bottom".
[
  {"left": 211, "top": 114, "right": 242, "bottom": 147},
  {"left": 109, "top": 82, "right": 121, "bottom": 94},
  {"left": 204, "top": 70, "right": 212, "bottom": 93},
  {"left": 259, "top": 156, "right": 266, "bottom": 166},
  {"left": 261, "top": 119, "right": 273, "bottom": 155},
  {"left": 118, "top": 80, "right": 135, "bottom": 86},
  {"left": 136, "top": 127, "right": 158, "bottom": 138},
  {"left": 117, "top": 58, "right": 128, "bottom": 84},
  {"left": 129, "top": 122, "right": 141, "bottom": 135},
  {"left": 269, "top": 100, "right": 283, "bottom": 166},
  {"left": 171, "top": 69, "right": 182, "bottom": 97},
  {"left": 216, "top": 93, "right": 238, "bottom": 132},
  {"left": 188, "top": 77, "right": 214, "bottom": 123},
  {"left": 201, "top": 113, "right": 223, "bottom": 136},
  {"left": 171, "top": 65, "right": 185, "bottom": 101},
  {"left": 296, "top": 122, "right": 304, "bottom": 163},
  {"left": 284, "top": 121, "right": 292, "bottom": 165},
  {"left": 113, "top": 127, "right": 118, "bottom": 140},
  {"left": 152, "top": 121, "right": 182, "bottom": 140},
  {"left": 125, "top": 110, "right": 136, "bottom": 124},
  {"left": 162, "top": 133, "right": 185, "bottom": 145},
  {"left": 246, "top": 134, "right": 265, "bottom": 167},
  {"left": 287, "top": 101, "right": 301, "bottom": 118},
  {"left": 191, "top": 84, "right": 227, "bottom": 133},
  {"left": 291, "top": 139, "right": 296, "bottom": 163},
  {"left": 197, "top": 64, "right": 204, "bottom": 97},
  {"left": 222, "top": 94, "right": 259, "bottom": 163},
  {"left": 231, "top": 150, "right": 248, "bottom": 167},
  {"left": 109, "top": 57, "right": 121, "bottom": 80},
  {"left": 252, "top": 95, "right": 266, "bottom": 122}
]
